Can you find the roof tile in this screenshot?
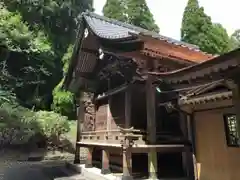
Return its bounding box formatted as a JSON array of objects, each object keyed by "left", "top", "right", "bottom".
[{"left": 83, "top": 12, "right": 200, "bottom": 51}]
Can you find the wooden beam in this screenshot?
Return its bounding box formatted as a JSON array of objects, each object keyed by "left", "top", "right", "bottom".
[{"left": 95, "top": 83, "right": 133, "bottom": 101}]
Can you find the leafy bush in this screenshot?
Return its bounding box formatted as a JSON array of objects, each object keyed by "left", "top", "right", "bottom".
[
  {"left": 35, "top": 111, "right": 70, "bottom": 146},
  {"left": 0, "top": 99, "right": 70, "bottom": 149},
  {"left": 0, "top": 89, "right": 16, "bottom": 105},
  {"left": 0, "top": 102, "right": 39, "bottom": 146}
]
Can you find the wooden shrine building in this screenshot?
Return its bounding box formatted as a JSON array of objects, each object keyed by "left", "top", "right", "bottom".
[{"left": 64, "top": 12, "right": 240, "bottom": 180}]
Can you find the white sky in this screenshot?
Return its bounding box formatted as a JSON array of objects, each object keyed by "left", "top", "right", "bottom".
[{"left": 93, "top": 0, "right": 240, "bottom": 40}]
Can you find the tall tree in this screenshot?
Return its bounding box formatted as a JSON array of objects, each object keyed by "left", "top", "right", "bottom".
[
  {"left": 207, "top": 23, "right": 231, "bottom": 54},
  {"left": 126, "top": 0, "right": 159, "bottom": 32},
  {"left": 103, "top": 0, "right": 127, "bottom": 22},
  {"left": 3, "top": 0, "right": 93, "bottom": 57},
  {"left": 103, "top": 0, "right": 159, "bottom": 33},
  {"left": 181, "top": 0, "right": 230, "bottom": 54},
  {"left": 0, "top": 4, "right": 54, "bottom": 109}
]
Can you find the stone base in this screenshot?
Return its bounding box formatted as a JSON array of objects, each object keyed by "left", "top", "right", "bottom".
[
  {"left": 66, "top": 162, "right": 122, "bottom": 180},
  {"left": 101, "top": 168, "right": 111, "bottom": 175},
  {"left": 85, "top": 164, "right": 93, "bottom": 168},
  {"left": 66, "top": 162, "right": 171, "bottom": 180},
  {"left": 122, "top": 175, "right": 133, "bottom": 180}
]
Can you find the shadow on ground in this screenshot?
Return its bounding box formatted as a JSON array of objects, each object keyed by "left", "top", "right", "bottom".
[{"left": 2, "top": 160, "right": 83, "bottom": 180}]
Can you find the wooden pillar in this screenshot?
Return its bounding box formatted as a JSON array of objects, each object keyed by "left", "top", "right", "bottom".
[
  {"left": 180, "top": 112, "right": 188, "bottom": 139},
  {"left": 101, "top": 149, "right": 111, "bottom": 174},
  {"left": 85, "top": 147, "right": 93, "bottom": 168},
  {"left": 107, "top": 80, "right": 112, "bottom": 132},
  {"left": 148, "top": 149, "right": 158, "bottom": 179},
  {"left": 122, "top": 86, "right": 133, "bottom": 180},
  {"left": 146, "top": 75, "right": 158, "bottom": 179},
  {"left": 125, "top": 86, "right": 131, "bottom": 128},
  {"left": 74, "top": 99, "right": 84, "bottom": 164},
  {"left": 183, "top": 114, "right": 196, "bottom": 180},
  {"left": 182, "top": 147, "right": 195, "bottom": 180},
  {"left": 180, "top": 112, "right": 188, "bottom": 176},
  {"left": 122, "top": 146, "right": 133, "bottom": 180}
]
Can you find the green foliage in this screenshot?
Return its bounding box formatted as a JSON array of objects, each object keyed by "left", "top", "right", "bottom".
[
  {"left": 181, "top": 0, "right": 230, "bottom": 54},
  {"left": 0, "top": 4, "right": 57, "bottom": 109},
  {"left": 207, "top": 23, "right": 231, "bottom": 54},
  {"left": 0, "top": 4, "right": 53, "bottom": 54},
  {"left": 0, "top": 102, "right": 38, "bottom": 146},
  {"left": 52, "top": 79, "right": 75, "bottom": 118},
  {"left": 0, "top": 1, "right": 92, "bottom": 111},
  {"left": 0, "top": 86, "right": 70, "bottom": 147},
  {"left": 52, "top": 45, "right": 75, "bottom": 118},
  {"left": 0, "top": 100, "right": 70, "bottom": 147},
  {"left": 62, "top": 45, "right": 74, "bottom": 74},
  {"left": 230, "top": 29, "right": 240, "bottom": 50},
  {"left": 3, "top": 0, "right": 93, "bottom": 56},
  {"left": 35, "top": 111, "right": 70, "bottom": 141},
  {"left": 103, "top": 0, "right": 128, "bottom": 22},
  {"left": 0, "top": 88, "right": 16, "bottom": 105},
  {"left": 103, "top": 0, "right": 159, "bottom": 32},
  {"left": 126, "top": 0, "right": 159, "bottom": 33}
]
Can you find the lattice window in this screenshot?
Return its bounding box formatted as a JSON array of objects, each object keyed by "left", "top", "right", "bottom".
[{"left": 223, "top": 114, "right": 240, "bottom": 147}]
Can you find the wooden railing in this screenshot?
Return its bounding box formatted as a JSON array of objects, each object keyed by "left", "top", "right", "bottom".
[
  {"left": 80, "top": 128, "right": 187, "bottom": 145},
  {"left": 80, "top": 127, "right": 146, "bottom": 145}
]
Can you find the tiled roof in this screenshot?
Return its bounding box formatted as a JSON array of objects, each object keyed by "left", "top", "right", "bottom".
[
  {"left": 83, "top": 12, "right": 200, "bottom": 51},
  {"left": 147, "top": 48, "right": 240, "bottom": 84},
  {"left": 178, "top": 80, "right": 232, "bottom": 105}
]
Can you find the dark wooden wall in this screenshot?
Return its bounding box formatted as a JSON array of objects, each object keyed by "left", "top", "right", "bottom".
[
  {"left": 110, "top": 92, "right": 125, "bottom": 129},
  {"left": 131, "top": 85, "right": 147, "bottom": 130},
  {"left": 95, "top": 99, "right": 108, "bottom": 131}
]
